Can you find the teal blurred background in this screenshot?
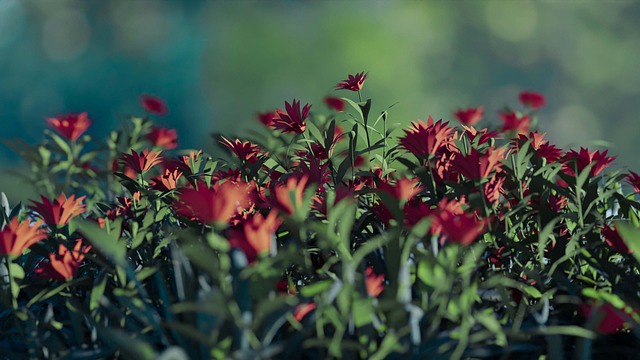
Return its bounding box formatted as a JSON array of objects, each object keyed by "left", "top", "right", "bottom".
[{"left": 1, "top": 0, "right": 640, "bottom": 201}]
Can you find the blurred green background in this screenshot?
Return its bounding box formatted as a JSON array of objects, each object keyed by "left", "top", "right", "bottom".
[{"left": 1, "top": 0, "right": 640, "bottom": 201}]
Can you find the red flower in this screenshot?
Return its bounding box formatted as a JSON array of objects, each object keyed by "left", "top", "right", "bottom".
[
  {"left": 484, "top": 173, "right": 506, "bottom": 206},
  {"left": 499, "top": 112, "right": 531, "bottom": 135},
  {"left": 519, "top": 91, "right": 546, "bottom": 109},
  {"left": 271, "top": 99, "right": 311, "bottom": 134},
  {"left": 146, "top": 126, "right": 178, "bottom": 149},
  {"left": 403, "top": 200, "right": 433, "bottom": 228},
  {"left": 257, "top": 111, "right": 277, "bottom": 127},
  {"left": 291, "top": 156, "right": 331, "bottom": 189},
  {"left": 312, "top": 185, "right": 356, "bottom": 217},
  {"left": 46, "top": 112, "right": 91, "bottom": 141},
  {"left": 429, "top": 197, "right": 467, "bottom": 236},
  {"left": 452, "top": 146, "right": 507, "bottom": 180},
  {"left": 461, "top": 125, "right": 497, "bottom": 146},
  {"left": 212, "top": 168, "right": 242, "bottom": 183},
  {"left": 602, "top": 224, "right": 630, "bottom": 254},
  {"left": 178, "top": 149, "right": 204, "bottom": 176},
  {"left": 0, "top": 218, "right": 47, "bottom": 257},
  {"left": 364, "top": 267, "right": 384, "bottom": 297},
  {"left": 432, "top": 210, "right": 488, "bottom": 246},
  {"left": 324, "top": 96, "right": 345, "bottom": 111},
  {"left": 398, "top": 116, "right": 455, "bottom": 159},
  {"left": 372, "top": 201, "right": 394, "bottom": 226},
  {"left": 293, "top": 302, "right": 317, "bottom": 322},
  {"left": 175, "top": 181, "right": 250, "bottom": 226},
  {"left": 151, "top": 168, "right": 183, "bottom": 192},
  {"left": 512, "top": 132, "right": 563, "bottom": 164},
  {"left": 548, "top": 193, "right": 568, "bottom": 213},
  {"left": 431, "top": 148, "right": 460, "bottom": 185},
  {"left": 29, "top": 193, "right": 86, "bottom": 228},
  {"left": 140, "top": 94, "right": 168, "bottom": 115},
  {"left": 579, "top": 302, "right": 635, "bottom": 334},
  {"left": 120, "top": 149, "right": 163, "bottom": 174},
  {"left": 34, "top": 240, "right": 91, "bottom": 282},
  {"left": 229, "top": 210, "right": 282, "bottom": 263},
  {"left": 219, "top": 136, "right": 262, "bottom": 164},
  {"left": 270, "top": 175, "right": 310, "bottom": 215},
  {"left": 336, "top": 71, "right": 368, "bottom": 92},
  {"left": 378, "top": 177, "right": 423, "bottom": 202},
  {"left": 626, "top": 171, "right": 640, "bottom": 193},
  {"left": 512, "top": 132, "right": 547, "bottom": 151},
  {"left": 454, "top": 106, "right": 484, "bottom": 126},
  {"left": 561, "top": 148, "right": 615, "bottom": 177}
]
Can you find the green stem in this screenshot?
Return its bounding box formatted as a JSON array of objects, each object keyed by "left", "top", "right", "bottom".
[{"left": 302, "top": 131, "right": 315, "bottom": 157}]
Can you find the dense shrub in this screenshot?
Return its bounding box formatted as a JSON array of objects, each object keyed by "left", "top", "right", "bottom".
[{"left": 2, "top": 73, "right": 640, "bottom": 359}]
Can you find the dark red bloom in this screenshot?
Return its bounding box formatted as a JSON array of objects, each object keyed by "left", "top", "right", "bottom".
[
  {"left": 452, "top": 146, "right": 507, "bottom": 180},
  {"left": 46, "top": 112, "right": 91, "bottom": 141},
  {"left": 399, "top": 116, "right": 455, "bottom": 159},
  {"left": 378, "top": 177, "right": 423, "bottom": 202},
  {"left": 270, "top": 175, "right": 310, "bottom": 215},
  {"left": 403, "top": 200, "right": 433, "bottom": 227},
  {"left": 257, "top": 111, "right": 277, "bottom": 127},
  {"left": 548, "top": 193, "right": 568, "bottom": 213},
  {"left": 484, "top": 173, "right": 506, "bottom": 206},
  {"left": 312, "top": 185, "right": 355, "bottom": 216},
  {"left": 336, "top": 72, "right": 368, "bottom": 92},
  {"left": 461, "top": 125, "right": 497, "bottom": 146},
  {"left": 512, "top": 132, "right": 563, "bottom": 163},
  {"left": 120, "top": 149, "right": 163, "bottom": 174},
  {"left": 324, "top": 96, "right": 345, "bottom": 111},
  {"left": 454, "top": 106, "right": 484, "bottom": 126},
  {"left": 271, "top": 99, "right": 311, "bottom": 134},
  {"left": 519, "top": 91, "right": 546, "bottom": 109},
  {"left": 291, "top": 156, "right": 331, "bottom": 189},
  {"left": 432, "top": 210, "right": 488, "bottom": 246},
  {"left": 602, "top": 224, "right": 630, "bottom": 254},
  {"left": 429, "top": 197, "right": 466, "bottom": 236},
  {"left": 228, "top": 210, "right": 281, "bottom": 263},
  {"left": 175, "top": 181, "right": 250, "bottom": 226},
  {"left": 140, "top": 94, "right": 168, "bottom": 115},
  {"left": 0, "top": 218, "right": 47, "bottom": 257},
  {"left": 579, "top": 302, "right": 635, "bottom": 334},
  {"left": 146, "top": 126, "right": 178, "bottom": 149},
  {"left": 29, "top": 193, "right": 86, "bottom": 228},
  {"left": 499, "top": 112, "right": 531, "bottom": 135},
  {"left": 561, "top": 148, "right": 615, "bottom": 177},
  {"left": 212, "top": 168, "right": 242, "bottom": 183},
  {"left": 219, "top": 136, "right": 262, "bottom": 164},
  {"left": 626, "top": 171, "right": 640, "bottom": 193},
  {"left": 34, "top": 240, "right": 91, "bottom": 282},
  {"left": 372, "top": 201, "right": 394, "bottom": 226}
]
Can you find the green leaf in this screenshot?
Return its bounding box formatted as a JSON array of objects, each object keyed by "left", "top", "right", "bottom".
[
  {"left": 98, "top": 327, "right": 157, "bottom": 360},
  {"left": 532, "top": 326, "right": 596, "bottom": 339},
  {"left": 300, "top": 280, "right": 333, "bottom": 298},
  {"left": 615, "top": 222, "right": 640, "bottom": 264},
  {"left": 47, "top": 131, "right": 72, "bottom": 156},
  {"left": 370, "top": 332, "right": 403, "bottom": 360},
  {"left": 353, "top": 298, "right": 373, "bottom": 327},
  {"left": 78, "top": 218, "right": 127, "bottom": 267},
  {"left": 136, "top": 266, "right": 158, "bottom": 282},
  {"left": 90, "top": 271, "right": 108, "bottom": 311},
  {"left": 206, "top": 231, "right": 231, "bottom": 252}
]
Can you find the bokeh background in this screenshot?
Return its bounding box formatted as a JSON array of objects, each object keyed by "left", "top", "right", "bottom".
[{"left": 1, "top": 0, "right": 640, "bottom": 201}]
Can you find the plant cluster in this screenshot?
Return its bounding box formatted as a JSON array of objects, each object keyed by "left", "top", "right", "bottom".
[{"left": 2, "top": 74, "right": 640, "bottom": 359}]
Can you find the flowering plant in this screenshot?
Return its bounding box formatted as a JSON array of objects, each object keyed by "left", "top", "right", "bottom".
[{"left": 1, "top": 74, "right": 640, "bottom": 359}]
